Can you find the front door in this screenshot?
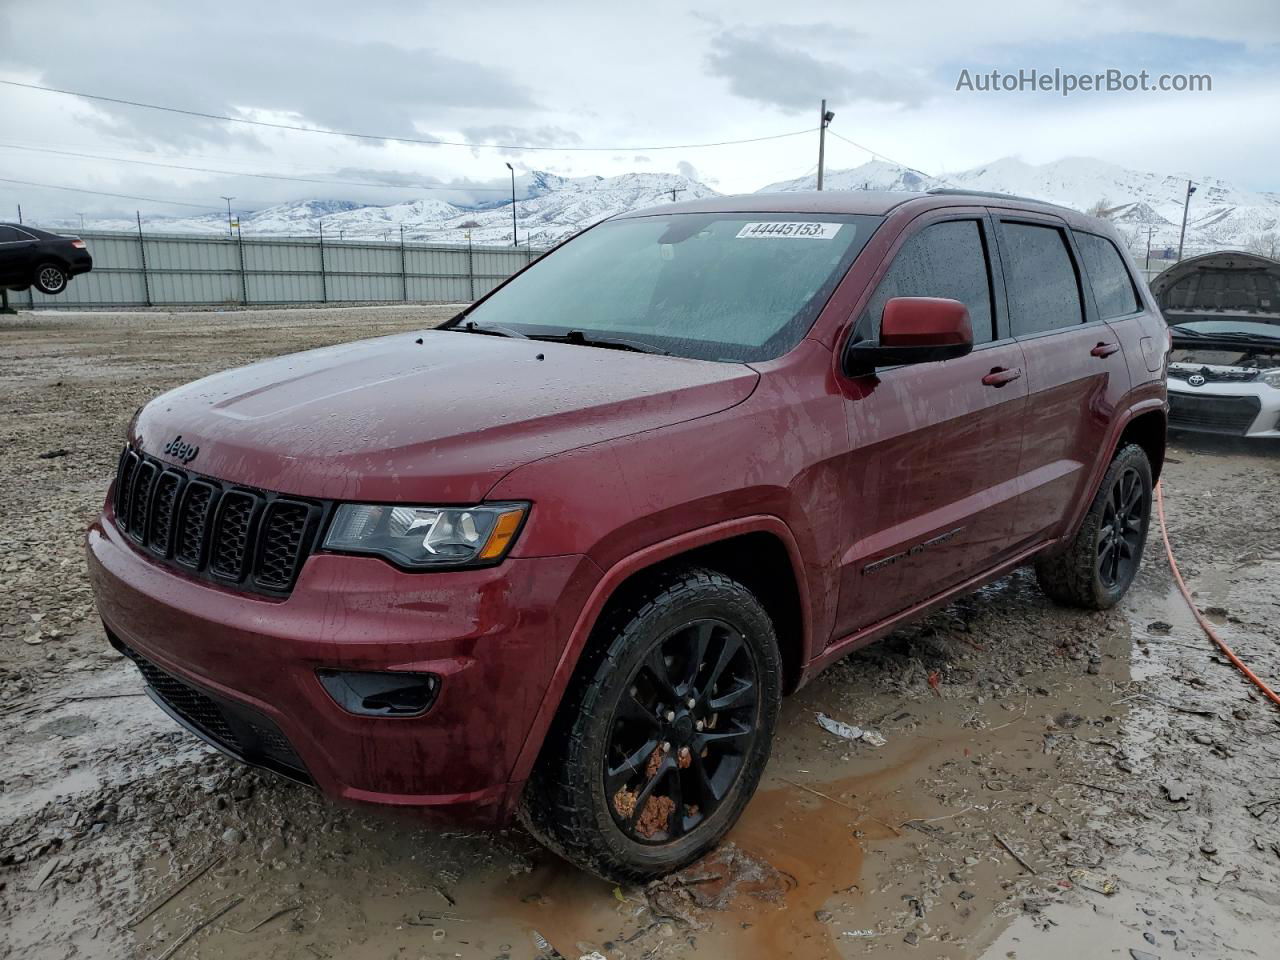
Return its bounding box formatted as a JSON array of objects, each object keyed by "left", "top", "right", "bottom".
[{"left": 832, "top": 214, "right": 1028, "bottom": 640}]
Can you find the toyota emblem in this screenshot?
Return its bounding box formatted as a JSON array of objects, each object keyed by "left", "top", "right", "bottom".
[{"left": 1187, "top": 374, "right": 1206, "bottom": 387}]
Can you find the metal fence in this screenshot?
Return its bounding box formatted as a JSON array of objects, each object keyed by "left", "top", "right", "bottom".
[{"left": 19, "top": 230, "right": 548, "bottom": 309}]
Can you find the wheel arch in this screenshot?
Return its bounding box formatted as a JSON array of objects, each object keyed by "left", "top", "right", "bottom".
[
  {"left": 1053, "top": 399, "right": 1167, "bottom": 554},
  {"left": 507, "top": 516, "right": 812, "bottom": 789}
]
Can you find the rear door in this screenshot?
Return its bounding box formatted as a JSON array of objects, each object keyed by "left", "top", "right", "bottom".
[
  {"left": 832, "top": 212, "right": 1028, "bottom": 638},
  {"left": 0, "top": 226, "right": 35, "bottom": 285},
  {"left": 992, "top": 214, "right": 1131, "bottom": 548}
]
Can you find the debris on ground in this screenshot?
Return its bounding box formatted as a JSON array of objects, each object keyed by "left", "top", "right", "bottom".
[{"left": 815, "top": 712, "right": 888, "bottom": 747}]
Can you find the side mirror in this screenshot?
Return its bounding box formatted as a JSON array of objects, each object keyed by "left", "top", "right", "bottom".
[{"left": 843, "top": 297, "right": 974, "bottom": 375}]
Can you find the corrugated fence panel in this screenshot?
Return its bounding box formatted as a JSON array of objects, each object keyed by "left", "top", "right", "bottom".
[{"left": 16, "top": 230, "right": 544, "bottom": 308}]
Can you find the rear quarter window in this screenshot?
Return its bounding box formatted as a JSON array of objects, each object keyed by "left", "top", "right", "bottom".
[
  {"left": 1076, "top": 232, "right": 1141, "bottom": 318},
  {"left": 999, "top": 221, "right": 1084, "bottom": 336}
]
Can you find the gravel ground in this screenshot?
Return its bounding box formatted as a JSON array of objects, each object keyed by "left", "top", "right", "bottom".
[{"left": 2, "top": 306, "right": 1279, "bottom": 960}]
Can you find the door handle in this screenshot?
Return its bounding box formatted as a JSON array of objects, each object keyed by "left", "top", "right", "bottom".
[
  {"left": 1091, "top": 342, "right": 1120, "bottom": 358},
  {"left": 981, "top": 367, "right": 1022, "bottom": 387}
]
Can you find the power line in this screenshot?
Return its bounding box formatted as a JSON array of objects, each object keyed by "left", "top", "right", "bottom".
[
  {"left": 827, "top": 130, "right": 950, "bottom": 183},
  {"left": 0, "top": 177, "right": 225, "bottom": 210},
  {"left": 1, "top": 79, "right": 812, "bottom": 153},
  {"left": 0, "top": 142, "right": 513, "bottom": 193}
]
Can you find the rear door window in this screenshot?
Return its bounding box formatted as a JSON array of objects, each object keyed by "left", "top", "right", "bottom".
[
  {"left": 1076, "top": 232, "right": 1141, "bottom": 318},
  {"left": 0, "top": 226, "right": 22, "bottom": 243},
  {"left": 998, "top": 221, "right": 1084, "bottom": 336},
  {"left": 858, "top": 219, "right": 994, "bottom": 344}
]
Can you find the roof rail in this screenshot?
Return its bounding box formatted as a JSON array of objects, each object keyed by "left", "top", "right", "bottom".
[{"left": 925, "top": 187, "right": 1076, "bottom": 212}]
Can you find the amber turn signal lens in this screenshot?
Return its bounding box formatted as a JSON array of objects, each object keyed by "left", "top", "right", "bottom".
[{"left": 478, "top": 507, "right": 527, "bottom": 560}]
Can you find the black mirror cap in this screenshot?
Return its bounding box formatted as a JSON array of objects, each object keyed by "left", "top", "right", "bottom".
[{"left": 842, "top": 338, "right": 974, "bottom": 377}]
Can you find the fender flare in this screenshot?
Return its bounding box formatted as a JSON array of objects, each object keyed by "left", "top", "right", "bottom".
[
  {"left": 1056, "top": 396, "right": 1167, "bottom": 549},
  {"left": 506, "top": 514, "right": 811, "bottom": 787}
]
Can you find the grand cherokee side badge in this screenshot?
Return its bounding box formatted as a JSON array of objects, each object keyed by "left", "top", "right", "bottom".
[{"left": 164, "top": 435, "right": 200, "bottom": 464}]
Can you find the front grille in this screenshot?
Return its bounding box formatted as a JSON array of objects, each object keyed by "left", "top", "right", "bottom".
[
  {"left": 110, "top": 447, "right": 323, "bottom": 596},
  {"left": 1168, "top": 393, "right": 1262, "bottom": 434},
  {"left": 1168, "top": 366, "right": 1259, "bottom": 384},
  {"left": 116, "top": 638, "right": 310, "bottom": 783}
]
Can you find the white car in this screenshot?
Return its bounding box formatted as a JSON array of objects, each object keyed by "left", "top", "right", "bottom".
[
  {"left": 1151, "top": 251, "right": 1280, "bottom": 438},
  {"left": 1166, "top": 319, "right": 1280, "bottom": 438}
]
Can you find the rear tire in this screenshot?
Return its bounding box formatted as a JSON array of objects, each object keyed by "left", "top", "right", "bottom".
[
  {"left": 33, "top": 262, "right": 68, "bottom": 295},
  {"left": 520, "top": 566, "right": 782, "bottom": 882},
  {"left": 1034, "top": 443, "right": 1152, "bottom": 609}
]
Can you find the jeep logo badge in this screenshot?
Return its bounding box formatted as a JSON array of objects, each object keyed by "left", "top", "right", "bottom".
[
  {"left": 164, "top": 435, "right": 200, "bottom": 464},
  {"left": 1187, "top": 374, "right": 1206, "bottom": 387}
]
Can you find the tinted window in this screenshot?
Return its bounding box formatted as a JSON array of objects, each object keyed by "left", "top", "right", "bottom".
[
  {"left": 858, "top": 219, "right": 994, "bottom": 344},
  {"left": 1000, "top": 222, "right": 1083, "bottom": 335},
  {"left": 0, "top": 226, "right": 21, "bottom": 243},
  {"left": 462, "top": 213, "right": 882, "bottom": 362},
  {"left": 1077, "top": 232, "right": 1140, "bottom": 318}
]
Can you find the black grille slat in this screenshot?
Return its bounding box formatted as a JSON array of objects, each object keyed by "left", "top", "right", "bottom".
[
  {"left": 1168, "top": 394, "right": 1262, "bottom": 434},
  {"left": 115, "top": 448, "right": 138, "bottom": 526},
  {"left": 149, "top": 472, "right": 184, "bottom": 556},
  {"left": 1169, "top": 367, "right": 1258, "bottom": 384},
  {"left": 210, "top": 492, "right": 258, "bottom": 581},
  {"left": 128, "top": 461, "right": 158, "bottom": 542},
  {"left": 176, "top": 482, "right": 216, "bottom": 568},
  {"left": 255, "top": 501, "right": 312, "bottom": 589},
  {"left": 110, "top": 448, "right": 321, "bottom": 597}
]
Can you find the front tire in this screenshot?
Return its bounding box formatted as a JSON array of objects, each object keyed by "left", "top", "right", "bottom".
[
  {"left": 521, "top": 566, "right": 782, "bottom": 882},
  {"left": 1034, "top": 443, "right": 1153, "bottom": 609},
  {"left": 33, "top": 262, "right": 68, "bottom": 295}
]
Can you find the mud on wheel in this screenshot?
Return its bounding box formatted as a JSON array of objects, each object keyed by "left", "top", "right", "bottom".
[
  {"left": 520, "top": 566, "right": 782, "bottom": 881},
  {"left": 1034, "top": 443, "right": 1153, "bottom": 609}
]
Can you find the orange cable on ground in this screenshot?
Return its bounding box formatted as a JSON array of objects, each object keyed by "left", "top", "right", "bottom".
[{"left": 1154, "top": 479, "right": 1280, "bottom": 709}]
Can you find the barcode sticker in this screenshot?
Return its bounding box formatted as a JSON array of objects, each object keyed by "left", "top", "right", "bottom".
[{"left": 735, "top": 222, "right": 842, "bottom": 239}]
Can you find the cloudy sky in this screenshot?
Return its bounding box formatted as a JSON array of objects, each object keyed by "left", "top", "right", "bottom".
[{"left": 1, "top": 0, "right": 1278, "bottom": 221}]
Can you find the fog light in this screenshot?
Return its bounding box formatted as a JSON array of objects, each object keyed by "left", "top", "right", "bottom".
[{"left": 317, "top": 670, "right": 440, "bottom": 717}]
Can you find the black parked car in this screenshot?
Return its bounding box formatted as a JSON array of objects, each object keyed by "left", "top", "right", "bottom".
[{"left": 0, "top": 223, "right": 93, "bottom": 295}]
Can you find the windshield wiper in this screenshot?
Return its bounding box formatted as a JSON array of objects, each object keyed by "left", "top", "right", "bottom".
[
  {"left": 448, "top": 320, "right": 529, "bottom": 339},
  {"left": 529, "top": 330, "right": 669, "bottom": 355}
]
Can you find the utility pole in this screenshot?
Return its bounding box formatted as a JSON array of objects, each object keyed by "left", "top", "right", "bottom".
[
  {"left": 1145, "top": 225, "right": 1154, "bottom": 273},
  {"left": 77, "top": 213, "right": 85, "bottom": 232},
  {"left": 1176, "top": 180, "right": 1196, "bottom": 262},
  {"left": 816, "top": 99, "right": 835, "bottom": 191},
  {"left": 16, "top": 203, "right": 22, "bottom": 224},
  {"left": 220, "top": 196, "right": 235, "bottom": 239},
  {"left": 669, "top": 187, "right": 685, "bottom": 202},
  {"left": 505, "top": 162, "right": 518, "bottom": 246}
]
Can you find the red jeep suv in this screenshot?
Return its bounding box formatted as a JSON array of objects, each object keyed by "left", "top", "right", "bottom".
[{"left": 87, "top": 190, "right": 1168, "bottom": 880}]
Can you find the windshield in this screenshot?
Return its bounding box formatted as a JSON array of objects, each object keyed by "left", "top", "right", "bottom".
[
  {"left": 1170, "top": 318, "right": 1280, "bottom": 341},
  {"left": 456, "top": 212, "right": 882, "bottom": 362}
]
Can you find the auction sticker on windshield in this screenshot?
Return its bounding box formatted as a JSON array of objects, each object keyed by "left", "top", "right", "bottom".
[{"left": 735, "top": 221, "right": 843, "bottom": 239}]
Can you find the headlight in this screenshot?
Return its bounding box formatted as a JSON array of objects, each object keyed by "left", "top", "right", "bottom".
[
  {"left": 323, "top": 502, "right": 528, "bottom": 568},
  {"left": 1261, "top": 368, "right": 1280, "bottom": 388}
]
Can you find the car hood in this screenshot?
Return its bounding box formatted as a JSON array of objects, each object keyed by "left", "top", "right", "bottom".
[{"left": 131, "top": 329, "right": 758, "bottom": 502}]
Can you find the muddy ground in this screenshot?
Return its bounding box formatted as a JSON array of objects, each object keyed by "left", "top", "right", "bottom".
[{"left": 2, "top": 305, "right": 1279, "bottom": 960}]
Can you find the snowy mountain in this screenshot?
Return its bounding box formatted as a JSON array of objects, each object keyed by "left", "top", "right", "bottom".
[
  {"left": 56, "top": 158, "right": 1277, "bottom": 256},
  {"left": 764, "top": 156, "right": 1280, "bottom": 257},
  {"left": 66, "top": 171, "right": 717, "bottom": 246},
  {"left": 759, "top": 159, "right": 945, "bottom": 194}
]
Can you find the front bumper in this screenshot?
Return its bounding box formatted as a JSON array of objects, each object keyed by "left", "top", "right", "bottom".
[
  {"left": 1167, "top": 381, "right": 1280, "bottom": 438},
  {"left": 86, "top": 510, "right": 598, "bottom": 825}
]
